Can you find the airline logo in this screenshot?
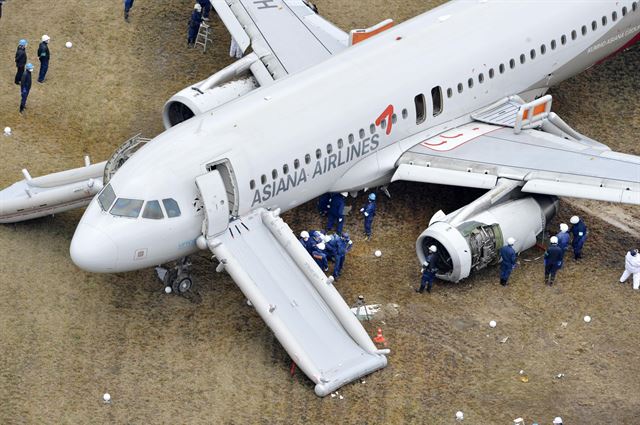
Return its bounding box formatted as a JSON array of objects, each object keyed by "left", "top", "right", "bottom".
[{"left": 420, "top": 123, "right": 498, "bottom": 152}]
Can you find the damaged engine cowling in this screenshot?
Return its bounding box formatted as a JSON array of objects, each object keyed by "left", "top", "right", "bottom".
[
  {"left": 162, "top": 53, "right": 265, "bottom": 129},
  {"left": 416, "top": 195, "right": 558, "bottom": 282}
]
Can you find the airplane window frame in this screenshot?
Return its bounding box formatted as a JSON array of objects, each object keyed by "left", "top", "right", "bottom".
[
  {"left": 250, "top": 179, "right": 256, "bottom": 190},
  {"left": 519, "top": 54, "right": 526, "bottom": 64},
  {"left": 612, "top": 11, "right": 618, "bottom": 21},
  {"left": 561, "top": 34, "right": 567, "bottom": 45},
  {"left": 478, "top": 73, "right": 485, "bottom": 83},
  {"left": 414, "top": 94, "right": 426, "bottom": 125},
  {"left": 571, "top": 30, "right": 577, "bottom": 40},
  {"left": 540, "top": 44, "right": 546, "bottom": 55},
  {"left": 488, "top": 68, "right": 495, "bottom": 78},
  {"left": 530, "top": 49, "right": 536, "bottom": 59},
  {"left": 457, "top": 82, "right": 463, "bottom": 93},
  {"left": 581, "top": 25, "right": 587, "bottom": 36},
  {"left": 622, "top": 6, "right": 627, "bottom": 16},
  {"left": 551, "top": 40, "right": 557, "bottom": 50},
  {"left": 326, "top": 144, "right": 333, "bottom": 154},
  {"left": 348, "top": 134, "right": 354, "bottom": 144},
  {"left": 294, "top": 159, "right": 300, "bottom": 169},
  {"left": 402, "top": 108, "right": 409, "bottom": 119},
  {"left": 304, "top": 154, "right": 311, "bottom": 164},
  {"left": 602, "top": 16, "right": 607, "bottom": 26},
  {"left": 446, "top": 88, "right": 453, "bottom": 98},
  {"left": 111, "top": 198, "right": 144, "bottom": 219},
  {"left": 509, "top": 58, "right": 516, "bottom": 69},
  {"left": 359, "top": 129, "right": 365, "bottom": 139},
  {"left": 431, "top": 86, "right": 443, "bottom": 117},
  {"left": 283, "top": 164, "right": 289, "bottom": 175},
  {"left": 337, "top": 138, "right": 344, "bottom": 149},
  {"left": 162, "top": 198, "right": 181, "bottom": 218},
  {"left": 592, "top": 20, "right": 597, "bottom": 31},
  {"left": 142, "top": 200, "right": 164, "bottom": 220},
  {"left": 272, "top": 169, "right": 278, "bottom": 179},
  {"left": 315, "top": 148, "right": 322, "bottom": 159},
  {"left": 499, "top": 63, "right": 505, "bottom": 74},
  {"left": 98, "top": 183, "right": 116, "bottom": 212}
]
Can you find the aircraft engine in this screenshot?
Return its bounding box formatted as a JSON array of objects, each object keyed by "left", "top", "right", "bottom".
[
  {"left": 416, "top": 196, "right": 558, "bottom": 282},
  {"left": 162, "top": 53, "right": 263, "bottom": 129}
]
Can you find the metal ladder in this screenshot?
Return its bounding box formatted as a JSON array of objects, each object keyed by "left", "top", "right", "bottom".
[{"left": 196, "top": 22, "right": 213, "bottom": 53}]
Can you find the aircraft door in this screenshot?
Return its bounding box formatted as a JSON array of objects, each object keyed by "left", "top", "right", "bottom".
[{"left": 195, "top": 170, "right": 230, "bottom": 238}]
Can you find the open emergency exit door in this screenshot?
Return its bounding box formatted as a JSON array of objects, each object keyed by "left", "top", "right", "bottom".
[{"left": 195, "top": 170, "right": 230, "bottom": 238}]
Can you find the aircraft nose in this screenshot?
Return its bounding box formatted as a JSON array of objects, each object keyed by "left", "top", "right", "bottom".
[{"left": 70, "top": 223, "right": 118, "bottom": 272}]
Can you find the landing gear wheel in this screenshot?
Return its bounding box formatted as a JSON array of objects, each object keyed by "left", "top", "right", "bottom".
[{"left": 173, "top": 277, "right": 193, "bottom": 294}]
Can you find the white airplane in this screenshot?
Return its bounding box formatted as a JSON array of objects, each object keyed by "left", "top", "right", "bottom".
[{"left": 1, "top": 0, "right": 639, "bottom": 396}]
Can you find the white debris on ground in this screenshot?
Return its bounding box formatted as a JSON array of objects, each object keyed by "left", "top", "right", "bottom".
[
  {"left": 455, "top": 411, "right": 464, "bottom": 421},
  {"left": 489, "top": 320, "right": 497, "bottom": 328},
  {"left": 350, "top": 303, "right": 381, "bottom": 320},
  {"left": 65, "top": 41, "right": 73, "bottom": 48},
  {"left": 374, "top": 250, "right": 382, "bottom": 257},
  {"left": 584, "top": 315, "right": 592, "bottom": 323},
  {"left": 103, "top": 393, "right": 111, "bottom": 403}
]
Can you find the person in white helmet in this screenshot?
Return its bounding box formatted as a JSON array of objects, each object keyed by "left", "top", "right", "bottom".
[
  {"left": 620, "top": 248, "right": 640, "bottom": 290},
  {"left": 187, "top": 3, "right": 203, "bottom": 47},
  {"left": 311, "top": 242, "right": 328, "bottom": 272},
  {"left": 544, "top": 236, "right": 564, "bottom": 285},
  {"left": 499, "top": 237, "right": 517, "bottom": 286},
  {"left": 552, "top": 417, "right": 563, "bottom": 425},
  {"left": 569, "top": 215, "right": 588, "bottom": 260},
  {"left": 298, "top": 230, "right": 314, "bottom": 254},
  {"left": 325, "top": 192, "right": 348, "bottom": 234},
  {"left": 37, "top": 35, "right": 50, "bottom": 83},
  {"left": 556, "top": 223, "right": 570, "bottom": 256},
  {"left": 418, "top": 245, "right": 439, "bottom": 293}
]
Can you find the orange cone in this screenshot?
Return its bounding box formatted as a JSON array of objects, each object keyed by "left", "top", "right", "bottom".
[{"left": 373, "top": 327, "right": 386, "bottom": 344}]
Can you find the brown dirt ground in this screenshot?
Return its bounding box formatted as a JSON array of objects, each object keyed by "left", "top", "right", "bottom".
[{"left": 1, "top": 1, "right": 639, "bottom": 424}]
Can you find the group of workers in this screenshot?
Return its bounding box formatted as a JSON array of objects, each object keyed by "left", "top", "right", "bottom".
[
  {"left": 318, "top": 192, "right": 377, "bottom": 239},
  {"left": 299, "top": 230, "right": 353, "bottom": 281},
  {"left": 14, "top": 35, "right": 51, "bottom": 113}
]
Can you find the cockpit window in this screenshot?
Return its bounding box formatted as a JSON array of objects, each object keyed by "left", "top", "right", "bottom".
[
  {"left": 162, "top": 198, "right": 181, "bottom": 218},
  {"left": 142, "top": 200, "right": 164, "bottom": 219},
  {"left": 110, "top": 198, "right": 144, "bottom": 218},
  {"left": 98, "top": 184, "right": 116, "bottom": 211}
]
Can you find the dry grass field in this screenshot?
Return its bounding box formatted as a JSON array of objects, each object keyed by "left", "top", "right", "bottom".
[{"left": 1, "top": 1, "right": 639, "bottom": 424}]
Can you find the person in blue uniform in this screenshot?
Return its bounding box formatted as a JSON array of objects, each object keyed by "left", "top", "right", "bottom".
[
  {"left": 37, "top": 35, "right": 50, "bottom": 83},
  {"left": 418, "top": 245, "right": 439, "bottom": 293},
  {"left": 360, "top": 193, "right": 377, "bottom": 240},
  {"left": 299, "top": 231, "right": 315, "bottom": 254},
  {"left": 311, "top": 242, "right": 328, "bottom": 272},
  {"left": 326, "top": 192, "right": 347, "bottom": 234},
  {"left": 15, "top": 39, "right": 28, "bottom": 85},
  {"left": 19, "top": 63, "right": 33, "bottom": 113},
  {"left": 499, "top": 237, "right": 517, "bottom": 286},
  {"left": 544, "top": 236, "right": 564, "bottom": 286},
  {"left": 123, "top": 0, "right": 134, "bottom": 21},
  {"left": 316, "top": 192, "right": 331, "bottom": 216},
  {"left": 569, "top": 215, "right": 587, "bottom": 260},
  {"left": 197, "top": 0, "right": 212, "bottom": 20},
  {"left": 187, "top": 4, "right": 203, "bottom": 47},
  {"left": 556, "top": 223, "right": 570, "bottom": 256}
]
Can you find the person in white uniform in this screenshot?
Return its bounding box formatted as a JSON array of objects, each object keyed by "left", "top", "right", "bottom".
[{"left": 620, "top": 249, "right": 640, "bottom": 290}]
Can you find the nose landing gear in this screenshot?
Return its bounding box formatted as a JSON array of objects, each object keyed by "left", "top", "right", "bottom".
[{"left": 156, "top": 257, "right": 193, "bottom": 295}]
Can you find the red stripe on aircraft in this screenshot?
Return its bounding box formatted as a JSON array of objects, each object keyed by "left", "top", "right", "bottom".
[{"left": 376, "top": 105, "right": 394, "bottom": 135}]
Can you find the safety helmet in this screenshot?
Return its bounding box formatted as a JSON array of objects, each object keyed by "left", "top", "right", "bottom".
[
  {"left": 300, "top": 231, "right": 309, "bottom": 239},
  {"left": 42, "top": 34, "right": 50, "bottom": 42},
  {"left": 368, "top": 193, "right": 376, "bottom": 201},
  {"left": 26, "top": 63, "right": 34, "bottom": 71},
  {"left": 340, "top": 192, "right": 348, "bottom": 197},
  {"left": 570, "top": 215, "right": 579, "bottom": 224},
  {"left": 507, "top": 237, "right": 516, "bottom": 246},
  {"left": 19, "top": 39, "right": 27, "bottom": 47},
  {"left": 560, "top": 223, "right": 569, "bottom": 232},
  {"left": 550, "top": 236, "right": 558, "bottom": 244},
  {"left": 317, "top": 242, "right": 325, "bottom": 250},
  {"left": 194, "top": 3, "right": 202, "bottom": 11},
  {"left": 553, "top": 417, "right": 563, "bottom": 425},
  {"left": 428, "top": 245, "right": 437, "bottom": 253}
]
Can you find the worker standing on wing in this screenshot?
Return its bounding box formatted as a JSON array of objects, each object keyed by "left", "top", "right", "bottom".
[
  {"left": 360, "top": 193, "right": 377, "bottom": 241},
  {"left": 556, "top": 223, "right": 570, "bottom": 256},
  {"left": 569, "top": 215, "right": 588, "bottom": 260},
  {"left": 417, "top": 245, "right": 439, "bottom": 293},
  {"left": 19, "top": 63, "right": 33, "bottom": 113},
  {"left": 15, "top": 39, "right": 28, "bottom": 85},
  {"left": 326, "top": 192, "right": 347, "bottom": 234},
  {"left": 499, "top": 237, "right": 517, "bottom": 286},
  {"left": 544, "top": 236, "right": 563, "bottom": 286},
  {"left": 187, "top": 3, "right": 203, "bottom": 47},
  {"left": 37, "top": 35, "right": 51, "bottom": 83},
  {"left": 620, "top": 249, "right": 640, "bottom": 290}
]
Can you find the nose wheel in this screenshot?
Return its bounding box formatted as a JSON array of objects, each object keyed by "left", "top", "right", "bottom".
[{"left": 156, "top": 257, "right": 194, "bottom": 296}]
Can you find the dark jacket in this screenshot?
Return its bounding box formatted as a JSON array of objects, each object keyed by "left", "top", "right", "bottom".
[
  {"left": 21, "top": 71, "right": 32, "bottom": 94},
  {"left": 422, "top": 252, "right": 439, "bottom": 274},
  {"left": 544, "top": 244, "right": 563, "bottom": 268},
  {"left": 570, "top": 220, "right": 587, "bottom": 241},
  {"left": 38, "top": 41, "right": 50, "bottom": 61},
  {"left": 328, "top": 193, "right": 345, "bottom": 216},
  {"left": 189, "top": 10, "right": 202, "bottom": 29},
  {"left": 15, "top": 46, "right": 27, "bottom": 67},
  {"left": 500, "top": 245, "right": 517, "bottom": 269}
]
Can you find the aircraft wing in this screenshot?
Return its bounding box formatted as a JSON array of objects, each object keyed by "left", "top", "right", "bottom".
[
  {"left": 392, "top": 96, "right": 640, "bottom": 205},
  {"left": 211, "top": 0, "right": 348, "bottom": 79}
]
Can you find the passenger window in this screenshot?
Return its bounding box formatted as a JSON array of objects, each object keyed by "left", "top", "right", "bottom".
[
  {"left": 348, "top": 134, "right": 354, "bottom": 144},
  {"left": 457, "top": 82, "right": 463, "bottom": 93},
  {"left": 592, "top": 21, "right": 597, "bottom": 30},
  {"left": 250, "top": 179, "right": 256, "bottom": 190},
  {"left": 381, "top": 119, "right": 387, "bottom": 130},
  {"left": 530, "top": 49, "right": 536, "bottom": 59},
  {"left": 111, "top": 198, "right": 144, "bottom": 218},
  {"left": 294, "top": 159, "right": 300, "bottom": 169},
  {"left": 581, "top": 25, "right": 587, "bottom": 36},
  {"left": 98, "top": 184, "right": 116, "bottom": 212},
  {"left": 519, "top": 54, "right": 526, "bottom": 64},
  {"left": 478, "top": 73, "right": 484, "bottom": 83},
  {"left": 359, "top": 129, "right": 365, "bottom": 139},
  {"left": 622, "top": 7, "right": 627, "bottom": 16},
  {"left": 142, "top": 200, "right": 164, "bottom": 220},
  {"left": 162, "top": 198, "right": 181, "bottom": 218},
  {"left": 612, "top": 11, "right": 617, "bottom": 21},
  {"left": 261, "top": 174, "right": 267, "bottom": 184},
  {"left": 391, "top": 114, "right": 397, "bottom": 124},
  {"left": 446, "top": 88, "right": 453, "bottom": 98},
  {"left": 488, "top": 68, "right": 495, "bottom": 78},
  {"left": 633, "top": 2, "right": 637, "bottom": 12},
  {"left": 571, "top": 30, "right": 577, "bottom": 40},
  {"left": 337, "top": 138, "right": 344, "bottom": 148},
  {"left": 431, "top": 86, "right": 443, "bottom": 116},
  {"left": 283, "top": 164, "right": 289, "bottom": 174},
  {"left": 414, "top": 94, "right": 426, "bottom": 124},
  {"left": 326, "top": 144, "right": 333, "bottom": 154},
  {"left": 272, "top": 169, "right": 278, "bottom": 179},
  {"left": 402, "top": 108, "right": 409, "bottom": 119},
  {"left": 304, "top": 154, "right": 311, "bottom": 164},
  {"left": 467, "top": 78, "right": 474, "bottom": 88},
  {"left": 315, "top": 149, "right": 322, "bottom": 159},
  {"left": 499, "top": 63, "right": 505, "bottom": 74},
  {"left": 561, "top": 35, "right": 567, "bottom": 45},
  {"left": 540, "top": 44, "right": 546, "bottom": 55},
  {"left": 551, "top": 39, "right": 557, "bottom": 50},
  {"left": 370, "top": 124, "right": 376, "bottom": 134},
  {"left": 602, "top": 16, "right": 607, "bottom": 26},
  {"left": 509, "top": 58, "right": 516, "bottom": 69}
]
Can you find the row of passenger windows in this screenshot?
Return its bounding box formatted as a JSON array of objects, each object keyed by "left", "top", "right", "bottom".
[
  {"left": 249, "top": 110, "right": 408, "bottom": 190},
  {"left": 97, "top": 184, "right": 181, "bottom": 219}
]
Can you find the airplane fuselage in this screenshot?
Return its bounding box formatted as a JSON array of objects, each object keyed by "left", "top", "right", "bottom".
[{"left": 70, "top": 0, "right": 640, "bottom": 272}]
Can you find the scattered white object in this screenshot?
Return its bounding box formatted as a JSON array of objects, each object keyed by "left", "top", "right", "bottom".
[
  {"left": 584, "top": 315, "right": 591, "bottom": 323},
  {"left": 361, "top": 380, "right": 366, "bottom": 384},
  {"left": 65, "top": 41, "right": 73, "bottom": 48},
  {"left": 164, "top": 286, "right": 172, "bottom": 294},
  {"left": 561, "top": 322, "right": 568, "bottom": 328},
  {"left": 374, "top": 250, "right": 382, "bottom": 257},
  {"left": 519, "top": 370, "right": 525, "bottom": 375},
  {"left": 339, "top": 395, "right": 344, "bottom": 400},
  {"left": 3, "top": 127, "right": 11, "bottom": 136},
  {"left": 246, "top": 299, "right": 253, "bottom": 306},
  {"left": 455, "top": 411, "right": 464, "bottom": 421},
  {"left": 513, "top": 419, "right": 525, "bottom": 425},
  {"left": 553, "top": 417, "right": 563, "bottom": 425},
  {"left": 103, "top": 393, "right": 111, "bottom": 402},
  {"left": 489, "top": 320, "right": 497, "bottom": 328},
  {"left": 500, "top": 336, "right": 509, "bottom": 344},
  {"left": 555, "top": 373, "right": 565, "bottom": 379},
  {"left": 330, "top": 393, "right": 336, "bottom": 398}
]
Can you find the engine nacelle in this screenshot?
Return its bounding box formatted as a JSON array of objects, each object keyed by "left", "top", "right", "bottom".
[
  {"left": 162, "top": 53, "right": 263, "bottom": 129},
  {"left": 416, "top": 196, "right": 558, "bottom": 282}
]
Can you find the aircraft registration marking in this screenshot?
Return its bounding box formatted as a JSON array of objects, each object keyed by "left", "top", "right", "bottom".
[{"left": 419, "top": 123, "right": 499, "bottom": 152}]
